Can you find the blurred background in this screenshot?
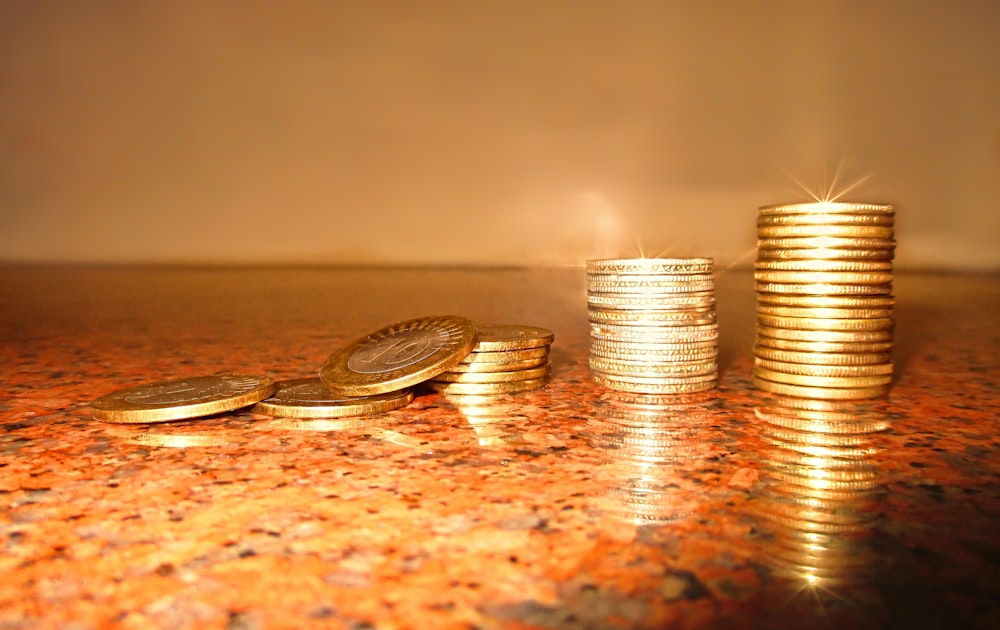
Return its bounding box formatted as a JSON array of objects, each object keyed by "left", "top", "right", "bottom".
[{"left": 1, "top": 0, "right": 997, "bottom": 270}]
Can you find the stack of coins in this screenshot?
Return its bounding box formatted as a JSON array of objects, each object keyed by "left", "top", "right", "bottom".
[
  {"left": 586, "top": 258, "right": 718, "bottom": 394},
  {"left": 426, "top": 323, "right": 554, "bottom": 395},
  {"left": 753, "top": 202, "right": 895, "bottom": 400}
]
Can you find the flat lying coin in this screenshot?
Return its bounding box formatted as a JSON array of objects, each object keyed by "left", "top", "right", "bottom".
[
  {"left": 91, "top": 374, "right": 275, "bottom": 424},
  {"left": 321, "top": 315, "right": 477, "bottom": 396},
  {"left": 253, "top": 378, "right": 414, "bottom": 418},
  {"left": 472, "top": 323, "right": 554, "bottom": 351},
  {"left": 460, "top": 347, "right": 549, "bottom": 364},
  {"left": 448, "top": 355, "right": 549, "bottom": 373}
]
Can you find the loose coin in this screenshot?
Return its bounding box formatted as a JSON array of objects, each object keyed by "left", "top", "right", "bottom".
[
  {"left": 426, "top": 377, "right": 550, "bottom": 395},
  {"left": 754, "top": 358, "right": 894, "bottom": 377},
  {"left": 321, "top": 315, "right": 478, "bottom": 396},
  {"left": 472, "top": 323, "right": 554, "bottom": 351},
  {"left": 754, "top": 367, "right": 892, "bottom": 388},
  {"left": 460, "top": 347, "right": 549, "bottom": 364},
  {"left": 431, "top": 364, "right": 551, "bottom": 383},
  {"left": 91, "top": 374, "right": 276, "bottom": 424},
  {"left": 253, "top": 378, "right": 414, "bottom": 419}
]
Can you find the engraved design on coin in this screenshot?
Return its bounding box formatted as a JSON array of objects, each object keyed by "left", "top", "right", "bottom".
[
  {"left": 347, "top": 328, "right": 448, "bottom": 374},
  {"left": 121, "top": 375, "right": 261, "bottom": 406}
]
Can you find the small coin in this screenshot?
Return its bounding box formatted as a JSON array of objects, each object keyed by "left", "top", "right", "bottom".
[
  {"left": 431, "top": 363, "right": 551, "bottom": 383},
  {"left": 753, "top": 345, "right": 892, "bottom": 366},
  {"left": 753, "top": 376, "right": 890, "bottom": 400},
  {"left": 321, "top": 315, "right": 478, "bottom": 396},
  {"left": 755, "top": 336, "right": 893, "bottom": 354},
  {"left": 758, "top": 202, "right": 894, "bottom": 216},
  {"left": 754, "top": 367, "right": 892, "bottom": 388},
  {"left": 754, "top": 270, "right": 894, "bottom": 285},
  {"left": 757, "top": 225, "right": 894, "bottom": 239},
  {"left": 755, "top": 282, "right": 892, "bottom": 296},
  {"left": 754, "top": 358, "right": 893, "bottom": 377},
  {"left": 756, "top": 304, "right": 893, "bottom": 319},
  {"left": 757, "top": 213, "right": 894, "bottom": 227},
  {"left": 91, "top": 374, "right": 276, "bottom": 424},
  {"left": 460, "top": 347, "right": 549, "bottom": 363},
  {"left": 756, "top": 247, "right": 895, "bottom": 261},
  {"left": 448, "top": 355, "right": 549, "bottom": 373},
  {"left": 586, "top": 258, "right": 714, "bottom": 275},
  {"left": 592, "top": 374, "right": 717, "bottom": 394},
  {"left": 588, "top": 308, "right": 716, "bottom": 326},
  {"left": 253, "top": 378, "right": 414, "bottom": 419},
  {"left": 756, "top": 325, "right": 892, "bottom": 343},
  {"left": 757, "top": 294, "right": 895, "bottom": 308},
  {"left": 472, "top": 323, "right": 554, "bottom": 351},
  {"left": 426, "top": 377, "right": 550, "bottom": 395}
]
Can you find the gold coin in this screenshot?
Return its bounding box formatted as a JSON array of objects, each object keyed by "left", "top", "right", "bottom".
[
  {"left": 753, "top": 345, "right": 892, "bottom": 365},
  {"left": 757, "top": 213, "right": 894, "bottom": 227},
  {"left": 91, "top": 374, "right": 276, "bottom": 424},
  {"left": 757, "top": 294, "right": 895, "bottom": 308},
  {"left": 431, "top": 363, "right": 551, "bottom": 383},
  {"left": 756, "top": 304, "right": 893, "bottom": 319},
  {"left": 591, "top": 370, "right": 718, "bottom": 386},
  {"left": 472, "top": 323, "right": 554, "bottom": 351},
  {"left": 758, "top": 202, "right": 894, "bottom": 215},
  {"left": 757, "top": 315, "right": 894, "bottom": 332},
  {"left": 590, "top": 356, "right": 717, "bottom": 377},
  {"left": 756, "top": 325, "right": 892, "bottom": 343},
  {"left": 758, "top": 236, "right": 895, "bottom": 250},
  {"left": 755, "top": 282, "right": 892, "bottom": 296},
  {"left": 321, "top": 315, "right": 477, "bottom": 396},
  {"left": 754, "top": 376, "right": 889, "bottom": 400},
  {"left": 586, "top": 280, "right": 717, "bottom": 294},
  {"left": 590, "top": 323, "right": 719, "bottom": 341},
  {"left": 756, "top": 247, "right": 895, "bottom": 261},
  {"left": 587, "top": 293, "right": 716, "bottom": 310},
  {"left": 754, "top": 270, "right": 894, "bottom": 285},
  {"left": 754, "top": 259, "right": 893, "bottom": 272},
  {"left": 253, "top": 378, "right": 414, "bottom": 419},
  {"left": 590, "top": 346, "right": 720, "bottom": 363},
  {"left": 588, "top": 308, "right": 716, "bottom": 326},
  {"left": 754, "top": 358, "right": 893, "bottom": 377},
  {"left": 448, "top": 355, "right": 549, "bottom": 373},
  {"left": 755, "top": 336, "right": 893, "bottom": 353},
  {"left": 426, "top": 377, "right": 549, "bottom": 395},
  {"left": 757, "top": 225, "right": 894, "bottom": 239},
  {"left": 591, "top": 337, "right": 718, "bottom": 353},
  {"left": 754, "top": 367, "right": 891, "bottom": 388},
  {"left": 460, "top": 347, "right": 549, "bottom": 363},
  {"left": 586, "top": 257, "right": 714, "bottom": 275},
  {"left": 592, "top": 374, "right": 717, "bottom": 394}
]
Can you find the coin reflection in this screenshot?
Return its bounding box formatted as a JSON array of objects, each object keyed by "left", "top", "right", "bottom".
[
  {"left": 753, "top": 395, "right": 888, "bottom": 588},
  {"left": 591, "top": 391, "right": 721, "bottom": 524},
  {"left": 102, "top": 425, "right": 235, "bottom": 448},
  {"left": 442, "top": 394, "right": 527, "bottom": 446}
]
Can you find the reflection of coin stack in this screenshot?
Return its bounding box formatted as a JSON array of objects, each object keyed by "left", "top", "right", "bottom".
[
  {"left": 754, "top": 202, "right": 895, "bottom": 400},
  {"left": 427, "top": 324, "right": 553, "bottom": 395},
  {"left": 586, "top": 258, "right": 718, "bottom": 394},
  {"left": 443, "top": 394, "right": 528, "bottom": 447},
  {"left": 593, "top": 392, "right": 718, "bottom": 523},
  {"left": 753, "top": 396, "right": 888, "bottom": 587}
]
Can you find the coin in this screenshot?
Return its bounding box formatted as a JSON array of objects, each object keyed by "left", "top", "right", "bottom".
[
  {"left": 756, "top": 304, "right": 894, "bottom": 319},
  {"left": 587, "top": 293, "right": 716, "bottom": 310},
  {"left": 754, "top": 271, "right": 894, "bottom": 285},
  {"left": 590, "top": 356, "right": 718, "bottom": 376},
  {"left": 586, "top": 280, "right": 717, "bottom": 294},
  {"left": 426, "top": 377, "right": 550, "bottom": 395},
  {"left": 591, "top": 371, "right": 718, "bottom": 386},
  {"left": 753, "top": 345, "right": 892, "bottom": 365},
  {"left": 91, "top": 374, "right": 276, "bottom": 423},
  {"left": 321, "top": 315, "right": 477, "bottom": 396},
  {"left": 756, "top": 325, "right": 892, "bottom": 343},
  {"left": 592, "top": 374, "right": 717, "bottom": 394},
  {"left": 756, "top": 247, "right": 895, "bottom": 261},
  {"left": 460, "top": 347, "right": 549, "bottom": 364},
  {"left": 757, "top": 213, "right": 894, "bottom": 227},
  {"left": 756, "top": 294, "right": 895, "bottom": 308},
  {"left": 448, "top": 355, "right": 549, "bottom": 373},
  {"left": 590, "top": 347, "right": 720, "bottom": 363},
  {"left": 754, "top": 358, "right": 893, "bottom": 377},
  {"left": 754, "top": 259, "right": 893, "bottom": 272},
  {"left": 253, "top": 378, "right": 414, "bottom": 419},
  {"left": 591, "top": 323, "right": 719, "bottom": 341},
  {"left": 472, "top": 323, "right": 554, "bottom": 351},
  {"left": 432, "top": 364, "right": 551, "bottom": 383},
  {"left": 754, "top": 367, "right": 892, "bottom": 388},
  {"left": 588, "top": 308, "right": 716, "bottom": 326},
  {"left": 755, "top": 282, "right": 892, "bottom": 296},
  {"left": 757, "top": 225, "right": 894, "bottom": 239},
  {"left": 586, "top": 258, "right": 714, "bottom": 275},
  {"left": 755, "top": 336, "right": 894, "bottom": 353},
  {"left": 590, "top": 337, "right": 719, "bottom": 353},
  {"left": 758, "top": 202, "right": 894, "bottom": 216},
  {"left": 757, "top": 315, "right": 893, "bottom": 331}
]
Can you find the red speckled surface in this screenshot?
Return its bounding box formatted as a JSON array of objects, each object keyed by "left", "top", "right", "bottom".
[{"left": 2, "top": 267, "right": 998, "bottom": 629}]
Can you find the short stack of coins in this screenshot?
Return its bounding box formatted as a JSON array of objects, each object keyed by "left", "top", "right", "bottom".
[
  {"left": 426, "top": 323, "right": 554, "bottom": 395},
  {"left": 754, "top": 202, "right": 895, "bottom": 399},
  {"left": 586, "top": 258, "right": 718, "bottom": 394}
]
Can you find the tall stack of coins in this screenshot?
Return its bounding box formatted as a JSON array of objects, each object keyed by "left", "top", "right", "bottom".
[
  {"left": 587, "top": 258, "right": 718, "bottom": 394},
  {"left": 754, "top": 202, "right": 895, "bottom": 399},
  {"left": 427, "top": 323, "right": 554, "bottom": 395}
]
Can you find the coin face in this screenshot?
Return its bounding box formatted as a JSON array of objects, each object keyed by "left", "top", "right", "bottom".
[
  {"left": 91, "top": 374, "right": 276, "bottom": 423},
  {"left": 253, "top": 378, "right": 414, "bottom": 419},
  {"left": 472, "top": 323, "right": 554, "bottom": 351},
  {"left": 321, "top": 315, "right": 477, "bottom": 396}
]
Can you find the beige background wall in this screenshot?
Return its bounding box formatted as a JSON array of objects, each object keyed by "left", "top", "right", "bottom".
[{"left": 1, "top": 1, "right": 998, "bottom": 269}]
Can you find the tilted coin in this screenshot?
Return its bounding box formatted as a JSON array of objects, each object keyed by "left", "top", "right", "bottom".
[
  {"left": 756, "top": 294, "right": 895, "bottom": 308},
  {"left": 755, "top": 282, "right": 892, "bottom": 296},
  {"left": 754, "top": 270, "right": 894, "bottom": 285},
  {"left": 754, "top": 367, "right": 892, "bottom": 388},
  {"left": 460, "top": 347, "right": 549, "bottom": 363},
  {"left": 757, "top": 213, "right": 894, "bottom": 227},
  {"left": 91, "top": 374, "right": 276, "bottom": 424},
  {"left": 426, "top": 377, "right": 549, "bottom": 395},
  {"left": 756, "top": 304, "right": 893, "bottom": 319},
  {"left": 757, "top": 315, "right": 893, "bottom": 332},
  {"left": 753, "top": 345, "right": 892, "bottom": 366},
  {"left": 754, "top": 358, "right": 893, "bottom": 377},
  {"left": 321, "top": 315, "right": 477, "bottom": 396},
  {"left": 758, "top": 202, "right": 894, "bottom": 216},
  {"left": 755, "top": 336, "right": 893, "bottom": 354},
  {"left": 756, "top": 325, "right": 892, "bottom": 343},
  {"left": 757, "top": 236, "right": 895, "bottom": 250},
  {"left": 472, "top": 323, "right": 554, "bottom": 351},
  {"left": 448, "top": 355, "right": 549, "bottom": 373},
  {"left": 431, "top": 363, "right": 551, "bottom": 383},
  {"left": 757, "top": 225, "right": 894, "bottom": 239},
  {"left": 586, "top": 257, "right": 714, "bottom": 275},
  {"left": 588, "top": 308, "right": 717, "bottom": 326},
  {"left": 253, "top": 378, "right": 414, "bottom": 419},
  {"left": 755, "top": 247, "right": 895, "bottom": 261}
]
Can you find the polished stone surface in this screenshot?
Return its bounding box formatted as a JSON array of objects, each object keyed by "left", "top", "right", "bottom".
[{"left": 1, "top": 267, "right": 998, "bottom": 629}]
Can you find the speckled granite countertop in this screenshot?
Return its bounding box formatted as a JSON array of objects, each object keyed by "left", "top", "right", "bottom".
[{"left": 2, "top": 267, "right": 998, "bottom": 629}]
